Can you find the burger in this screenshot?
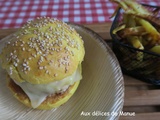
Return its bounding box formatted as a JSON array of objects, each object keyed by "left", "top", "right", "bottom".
[{"left": 0, "top": 17, "right": 85, "bottom": 109}]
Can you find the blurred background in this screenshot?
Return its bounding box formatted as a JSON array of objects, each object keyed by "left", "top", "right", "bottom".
[{"left": 0, "top": 0, "right": 160, "bottom": 29}]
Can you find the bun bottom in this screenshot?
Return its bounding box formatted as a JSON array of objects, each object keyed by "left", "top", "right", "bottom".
[{"left": 7, "top": 76, "right": 80, "bottom": 110}]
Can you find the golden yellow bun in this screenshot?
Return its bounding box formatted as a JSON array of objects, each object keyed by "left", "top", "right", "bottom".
[
  {"left": 7, "top": 76, "right": 80, "bottom": 110},
  {"left": 0, "top": 17, "right": 85, "bottom": 84}
]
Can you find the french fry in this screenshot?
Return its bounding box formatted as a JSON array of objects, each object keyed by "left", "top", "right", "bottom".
[
  {"left": 110, "top": 0, "right": 160, "bottom": 46},
  {"left": 123, "top": 0, "right": 151, "bottom": 15},
  {"left": 117, "top": 26, "right": 147, "bottom": 38},
  {"left": 124, "top": 14, "right": 144, "bottom": 61},
  {"left": 150, "top": 45, "right": 160, "bottom": 54},
  {"left": 110, "top": 0, "right": 160, "bottom": 78},
  {"left": 136, "top": 18, "right": 160, "bottom": 45},
  {"left": 110, "top": 0, "right": 130, "bottom": 11},
  {"left": 124, "top": 0, "right": 160, "bottom": 45},
  {"left": 126, "top": 12, "right": 160, "bottom": 27},
  {"left": 112, "top": 24, "right": 126, "bottom": 34}
]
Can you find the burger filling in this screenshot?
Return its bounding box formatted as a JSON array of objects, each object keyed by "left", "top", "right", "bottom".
[{"left": 13, "top": 65, "right": 82, "bottom": 108}]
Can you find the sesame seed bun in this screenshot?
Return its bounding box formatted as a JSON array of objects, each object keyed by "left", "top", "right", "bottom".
[
  {"left": 7, "top": 76, "right": 80, "bottom": 110},
  {"left": 0, "top": 17, "right": 85, "bottom": 84}
]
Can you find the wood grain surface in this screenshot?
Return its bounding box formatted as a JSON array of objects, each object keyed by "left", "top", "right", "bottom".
[{"left": 0, "top": 23, "right": 160, "bottom": 120}]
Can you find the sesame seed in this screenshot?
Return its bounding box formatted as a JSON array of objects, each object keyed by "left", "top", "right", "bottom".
[
  {"left": 71, "top": 51, "right": 74, "bottom": 56},
  {"left": 58, "top": 63, "right": 62, "bottom": 67},
  {"left": 23, "top": 63, "right": 27, "bottom": 66},
  {"left": 9, "top": 67, "right": 13, "bottom": 75},
  {"left": 14, "top": 62, "right": 18, "bottom": 67},
  {"left": 50, "top": 52, "right": 53, "bottom": 55},
  {"left": 16, "top": 58, "right": 19, "bottom": 63},
  {"left": 46, "top": 35, "right": 49, "bottom": 39},
  {"left": 35, "top": 48, "right": 39, "bottom": 52},
  {"left": 46, "top": 70, "right": 49, "bottom": 74},
  {"left": 49, "top": 26, "right": 52, "bottom": 30},
  {"left": 65, "top": 67, "right": 68, "bottom": 73},
  {"left": 64, "top": 57, "right": 67, "bottom": 60},
  {"left": 27, "top": 58, "right": 31, "bottom": 61},
  {"left": 7, "top": 58, "right": 11, "bottom": 62},
  {"left": 31, "top": 53, "right": 35, "bottom": 57},
  {"left": 51, "top": 59, "right": 54, "bottom": 62},
  {"left": 39, "top": 66, "right": 43, "bottom": 70},
  {"left": 40, "top": 56, "right": 44, "bottom": 60},
  {"left": 33, "top": 55, "right": 36, "bottom": 58},
  {"left": 22, "top": 47, "right": 25, "bottom": 51},
  {"left": 67, "top": 55, "right": 70, "bottom": 59},
  {"left": 43, "top": 54, "right": 47, "bottom": 57},
  {"left": 54, "top": 73, "right": 58, "bottom": 77},
  {"left": 10, "top": 52, "right": 13, "bottom": 56},
  {"left": 28, "top": 67, "right": 31, "bottom": 71},
  {"left": 65, "top": 51, "right": 69, "bottom": 54},
  {"left": 62, "top": 61, "right": 65, "bottom": 65},
  {"left": 24, "top": 59, "right": 27, "bottom": 62}
]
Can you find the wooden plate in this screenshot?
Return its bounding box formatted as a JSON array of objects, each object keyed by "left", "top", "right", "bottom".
[{"left": 0, "top": 23, "right": 124, "bottom": 120}]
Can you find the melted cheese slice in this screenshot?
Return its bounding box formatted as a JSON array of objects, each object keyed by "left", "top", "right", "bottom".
[{"left": 14, "top": 66, "right": 82, "bottom": 108}]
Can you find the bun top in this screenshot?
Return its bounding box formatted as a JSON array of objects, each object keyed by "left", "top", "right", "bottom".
[{"left": 0, "top": 17, "right": 85, "bottom": 84}]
